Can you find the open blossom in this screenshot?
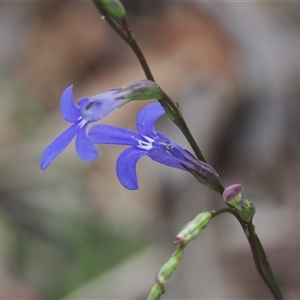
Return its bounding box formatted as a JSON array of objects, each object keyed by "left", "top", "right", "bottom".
[
  {"left": 40, "top": 85, "right": 128, "bottom": 171},
  {"left": 40, "top": 80, "right": 162, "bottom": 171},
  {"left": 89, "top": 102, "right": 221, "bottom": 190}
]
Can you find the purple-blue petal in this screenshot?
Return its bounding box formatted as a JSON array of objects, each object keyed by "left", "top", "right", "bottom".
[
  {"left": 91, "top": 90, "right": 117, "bottom": 102},
  {"left": 80, "top": 97, "right": 127, "bottom": 122},
  {"left": 89, "top": 125, "right": 141, "bottom": 146},
  {"left": 40, "top": 122, "right": 79, "bottom": 171},
  {"left": 147, "top": 146, "right": 185, "bottom": 170},
  {"left": 60, "top": 85, "right": 80, "bottom": 122},
  {"left": 116, "top": 147, "right": 145, "bottom": 190},
  {"left": 77, "top": 97, "right": 89, "bottom": 108},
  {"left": 75, "top": 125, "right": 99, "bottom": 161},
  {"left": 136, "top": 102, "right": 165, "bottom": 137}
]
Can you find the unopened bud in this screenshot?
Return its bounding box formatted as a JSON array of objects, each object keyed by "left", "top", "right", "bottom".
[
  {"left": 222, "top": 184, "right": 245, "bottom": 211},
  {"left": 174, "top": 236, "right": 184, "bottom": 246},
  {"left": 223, "top": 184, "right": 255, "bottom": 222},
  {"left": 94, "top": 0, "right": 126, "bottom": 24},
  {"left": 174, "top": 212, "right": 212, "bottom": 246},
  {"left": 223, "top": 184, "right": 243, "bottom": 202},
  {"left": 156, "top": 247, "right": 184, "bottom": 285}
]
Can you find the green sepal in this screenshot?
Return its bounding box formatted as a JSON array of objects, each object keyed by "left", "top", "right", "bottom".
[
  {"left": 122, "top": 80, "right": 163, "bottom": 101},
  {"left": 184, "top": 165, "right": 224, "bottom": 195},
  {"left": 227, "top": 194, "right": 256, "bottom": 222},
  {"left": 236, "top": 199, "right": 256, "bottom": 222}
]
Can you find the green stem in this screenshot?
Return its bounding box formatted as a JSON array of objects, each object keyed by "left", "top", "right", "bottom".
[
  {"left": 126, "top": 36, "right": 206, "bottom": 162},
  {"left": 161, "top": 93, "right": 206, "bottom": 162},
  {"left": 247, "top": 223, "right": 277, "bottom": 298},
  {"left": 126, "top": 35, "right": 155, "bottom": 81},
  {"left": 92, "top": 1, "right": 206, "bottom": 162},
  {"left": 248, "top": 221, "right": 284, "bottom": 300},
  {"left": 212, "top": 209, "right": 283, "bottom": 299},
  {"left": 92, "top": 2, "right": 154, "bottom": 80}
]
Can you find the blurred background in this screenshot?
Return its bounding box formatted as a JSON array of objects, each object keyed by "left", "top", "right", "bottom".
[{"left": 1, "top": 1, "right": 300, "bottom": 299}]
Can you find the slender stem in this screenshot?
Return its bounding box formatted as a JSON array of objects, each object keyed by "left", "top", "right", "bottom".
[
  {"left": 255, "top": 235, "right": 282, "bottom": 297},
  {"left": 211, "top": 207, "right": 236, "bottom": 218},
  {"left": 161, "top": 93, "right": 206, "bottom": 162},
  {"left": 93, "top": 2, "right": 154, "bottom": 80},
  {"left": 124, "top": 22, "right": 206, "bottom": 162},
  {"left": 177, "top": 119, "right": 206, "bottom": 162},
  {"left": 124, "top": 30, "right": 206, "bottom": 162},
  {"left": 127, "top": 37, "right": 206, "bottom": 161},
  {"left": 92, "top": 1, "right": 206, "bottom": 162},
  {"left": 126, "top": 36, "right": 154, "bottom": 81},
  {"left": 247, "top": 223, "right": 278, "bottom": 298},
  {"left": 212, "top": 209, "right": 283, "bottom": 299},
  {"left": 247, "top": 222, "right": 284, "bottom": 300}
]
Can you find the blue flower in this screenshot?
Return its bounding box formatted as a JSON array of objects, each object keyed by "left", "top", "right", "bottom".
[
  {"left": 89, "top": 102, "right": 220, "bottom": 190},
  {"left": 40, "top": 85, "right": 127, "bottom": 171}
]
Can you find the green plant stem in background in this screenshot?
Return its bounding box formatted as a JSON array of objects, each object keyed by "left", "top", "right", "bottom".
[{"left": 92, "top": 0, "right": 206, "bottom": 163}]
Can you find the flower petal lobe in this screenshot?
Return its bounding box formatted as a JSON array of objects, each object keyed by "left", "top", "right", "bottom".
[
  {"left": 40, "top": 123, "right": 79, "bottom": 170},
  {"left": 147, "top": 145, "right": 185, "bottom": 170},
  {"left": 136, "top": 102, "right": 165, "bottom": 137},
  {"left": 89, "top": 125, "right": 141, "bottom": 146},
  {"left": 60, "top": 85, "right": 80, "bottom": 122},
  {"left": 116, "top": 147, "right": 145, "bottom": 190},
  {"left": 76, "top": 125, "right": 99, "bottom": 161}
]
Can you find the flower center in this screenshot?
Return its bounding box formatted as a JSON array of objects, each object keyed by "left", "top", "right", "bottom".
[
  {"left": 81, "top": 101, "right": 104, "bottom": 122},
  {"left": 78, "top": 118, "right": 87, "bottom": 129},
  {"left": 137, "top": 136, "right": 178, "bottom": 156},
  {"left": 137, "top": 136, "right": 154, "bottom": 150}
]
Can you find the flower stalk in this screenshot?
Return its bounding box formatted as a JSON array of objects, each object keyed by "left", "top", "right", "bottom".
[
  {"left": 213, "top": 206, "right": 283, "bottom": 300},
  {"left": 248, "top": 221, "right": 284, "bottom": 300},
  {"left": 92, "top": 0, "right": 206, "bottom": 163}
]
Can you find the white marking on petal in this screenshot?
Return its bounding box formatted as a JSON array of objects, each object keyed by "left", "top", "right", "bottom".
[
  {"left": 143, "top": 136, "right": 154, "bottom": 143},
  {"left": 78, "top": 119, "right": 87, "bottom": 129},
  {"left": 136, "top": 135, "right": 153, "bottom": 151}
]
